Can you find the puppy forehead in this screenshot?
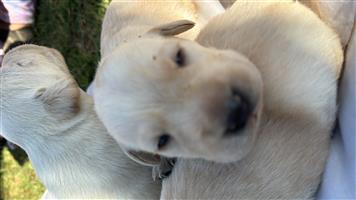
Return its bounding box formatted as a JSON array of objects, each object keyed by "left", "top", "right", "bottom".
[
  {"left": 97, "top": 40, "right": 177, "bottom": 84},
  {"left": 114, "top": 37, "right": 192, "bottom": 60},
  {"left": 5, "top": 44, "right": 57, "bottom": 60},
  {"left": 2, "top": 52, "right": 71, "bottom": 96},
  {"left": 3, "top": 45, "right": 66, "bottom": 73},
  {"left": 2, "top": 56, "right": 67, "bottom": 81}
]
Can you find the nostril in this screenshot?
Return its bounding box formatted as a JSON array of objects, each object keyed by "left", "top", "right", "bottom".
[
  {"left": 228, "top": 94, "right": 242, "bottom": 112},
  {"left": 225, "top": 90, "right": 252, "bottom": 135}
]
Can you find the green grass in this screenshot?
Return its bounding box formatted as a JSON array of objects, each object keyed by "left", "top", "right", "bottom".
[
  {"left": 0, "top": 0, "right": 109, "bottom": 199},
  {"left": 0, "top": 147, "right": 45, "bottom": 200},
  {"left": 33, "top": 0, "right": 109, "bottom": 89}
]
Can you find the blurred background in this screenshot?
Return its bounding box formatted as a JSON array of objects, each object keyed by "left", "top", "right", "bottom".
[{"left": 0, "top": 0, "right": 109, "bottom": 199}]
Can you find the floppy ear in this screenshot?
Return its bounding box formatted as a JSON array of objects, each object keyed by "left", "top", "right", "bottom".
[
  {"left": 34, "top": 78, "right": 80, "bottom": 120},
  {"left": 147, "top": 20, "right": 195, "bottom": 36},
  {"left": 122, "top": 148, "right": 161, "bottom": 167}
]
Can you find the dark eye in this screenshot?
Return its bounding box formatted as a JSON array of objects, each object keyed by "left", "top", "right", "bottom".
[
  {"left": 175, "top": 48, "right": 185, "bottom": 67},
  {"left": 157, "top": 134, "right": 171, "bottom": 150}
]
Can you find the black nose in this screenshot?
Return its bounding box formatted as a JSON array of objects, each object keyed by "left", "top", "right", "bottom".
[{"left": 225, "top": 91, "right": 252, "bottom": 135}]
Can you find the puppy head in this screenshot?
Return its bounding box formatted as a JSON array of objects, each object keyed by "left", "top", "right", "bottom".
[
  {"left": 0, "top": 44, "right": 80, "bottom": 148},
  {"left": 94, "top": 21, "right": 263, "bottom": 163}
]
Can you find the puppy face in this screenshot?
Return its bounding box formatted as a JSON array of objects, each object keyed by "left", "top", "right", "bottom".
[
  {"left": 95, "top": 36, "right": 263, "bottom": 163},
  {"left": 0, "top": 45, "right": 80, "bottom": 148}
]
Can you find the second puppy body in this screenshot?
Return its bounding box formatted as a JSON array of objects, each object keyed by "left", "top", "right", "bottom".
[
  {"left": 161, "top": 1, "right": 343, "bottom": 199},
  {"left": 1, "top": 45, "right": 161, "bottom": 199}
]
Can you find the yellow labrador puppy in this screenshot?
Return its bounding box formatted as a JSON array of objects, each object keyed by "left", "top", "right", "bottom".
[
  {"left": 94, "top": 1, "right": 263, "bottom": 164},
  {"left": 161, "top": 1, "right": 343, "bottom": 199},
  {"left": 0, "top": 45, "right": 160, "bottom": 199},
  {"left": 100, "top": 0, "right": 223, "bottom": 58}
]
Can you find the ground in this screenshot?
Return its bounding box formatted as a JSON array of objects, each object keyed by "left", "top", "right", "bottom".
[{"left": 0, "top": 0, "right": 109, "bottom": 199}]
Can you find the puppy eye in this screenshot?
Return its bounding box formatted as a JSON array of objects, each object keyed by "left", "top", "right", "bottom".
[
  {"left": 157, "top": 133, "right": 171, "bottom": 150},
  {"left": 174, "top": 48, "right": 185, "bottom": 67}
]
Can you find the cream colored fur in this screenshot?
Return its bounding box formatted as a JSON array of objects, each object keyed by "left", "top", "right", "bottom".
[
  {"left": 0, "top": 45, "right": 161, "bottom": 199},
  {"left": 161, "top": 1, "right": 343, "bottom": 199},
  {"left": 94, "top": 1, "right": 263, "bottom": 163},
  {"left": 100, "top": 0, "right": 223, "bottom": 58},
  {"left": 299, "top": 0, "right": 356, "bottom": 48}
]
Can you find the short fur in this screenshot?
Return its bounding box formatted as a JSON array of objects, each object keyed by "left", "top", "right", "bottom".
[
  {"left": 0, "top": 45, "right": 161, "bottom": 199},
  {"left": 100, "top": 0, "right": 223, "bottom": 58},
  {"left": 161, "top": 1, "right": 343, "bottom": 199},
  {"left": 94, "top": 1, "right": 263, "bottom": 163}
]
